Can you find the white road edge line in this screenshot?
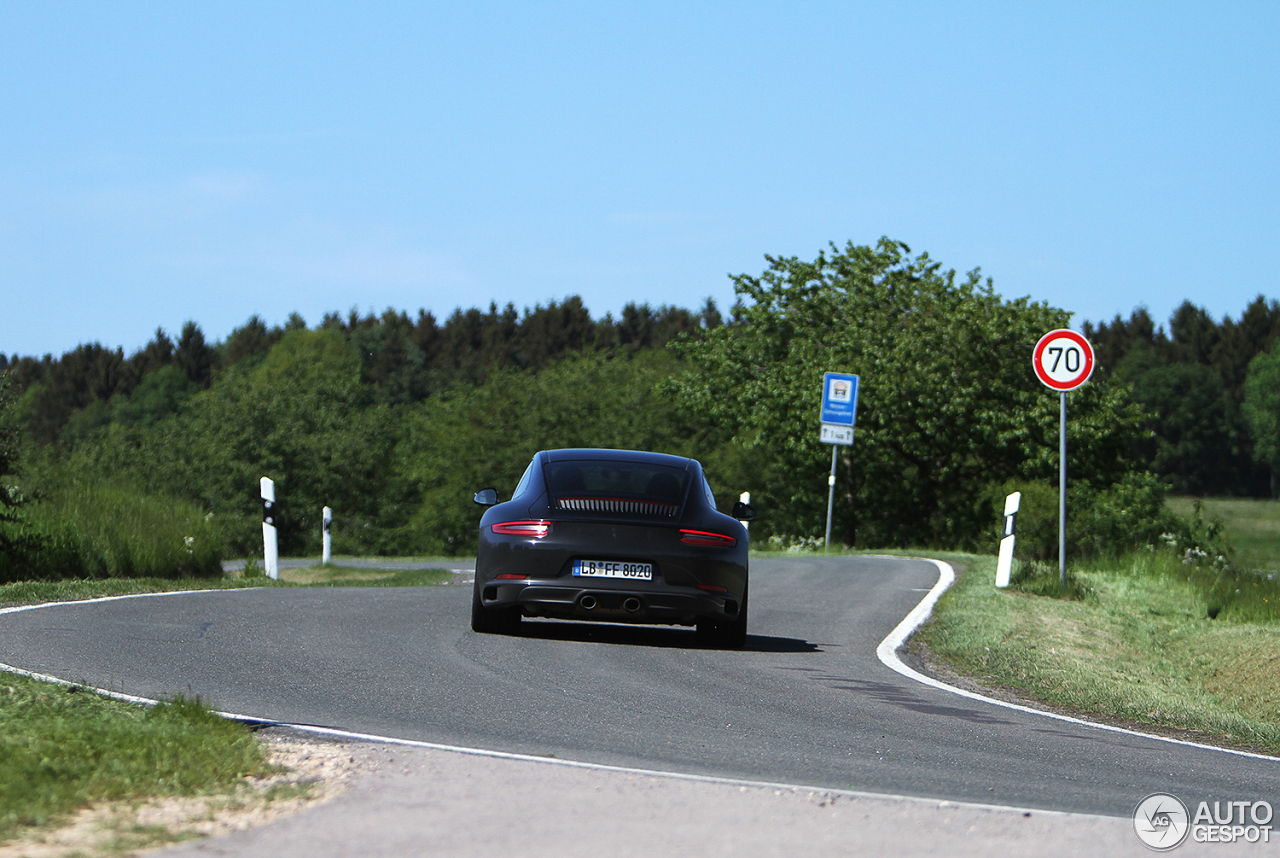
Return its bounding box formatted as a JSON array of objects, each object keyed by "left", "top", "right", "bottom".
[
  {"left": 875, "top": 557, "right": 1280, "bottom": 764},
  {"left": 0, "top": 654, "right": 1105, "bottom": 823}
]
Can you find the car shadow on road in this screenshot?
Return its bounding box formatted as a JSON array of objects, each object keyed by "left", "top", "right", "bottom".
[{"left": 515, "top": 620, "right": 821, "bottom": 653}]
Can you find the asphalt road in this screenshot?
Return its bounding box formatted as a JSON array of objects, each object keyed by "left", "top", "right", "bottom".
[{"left": 2, "top": 555, "right": 1278, "bottom": 819}]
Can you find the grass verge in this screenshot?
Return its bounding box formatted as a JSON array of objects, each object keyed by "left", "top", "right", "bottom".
[
  {"left": 917, "top": 552, "right": 1280, "bottom": 756},
  {"left": 275, "top": 564, "right": 454, "bottom": 588},
  {"left": 0, "top": 676, "right": 272, "bottom": 845}
]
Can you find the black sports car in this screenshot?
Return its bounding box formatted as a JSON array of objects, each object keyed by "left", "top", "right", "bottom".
[{"left": 471, "top": 448, "right": 755, "bottom": 647}]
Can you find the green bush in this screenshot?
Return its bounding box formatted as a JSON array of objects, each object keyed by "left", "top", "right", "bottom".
[
  {"left": 986, "top": 472, "right": 1179, "bottom": 562},
  {"left": 985, "top": 480, "right": 1058, "bottom": 561},
  {"left": 1071, "top": 472, "right": 1179, "bottom": 557},
  {"left": 0, "top": 482, "right": 223, "bottom": 583}
]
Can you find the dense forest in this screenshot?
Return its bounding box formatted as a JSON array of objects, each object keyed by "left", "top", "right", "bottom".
[
  {"left": 2, "top": 238, "right": 1278, "bottom": 576},
  {"left": 1084, "top": 299, "right": 1280, "bottom": 497}
]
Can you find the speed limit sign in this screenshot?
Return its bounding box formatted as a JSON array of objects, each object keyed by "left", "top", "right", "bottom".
[{"left": 1033, "top": 329, "right": 1094, "bottom": 391}]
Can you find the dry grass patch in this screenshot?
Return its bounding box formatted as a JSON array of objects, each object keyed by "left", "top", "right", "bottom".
[{"left": 0, "top": 736, "right": 364, "bottom": 858}]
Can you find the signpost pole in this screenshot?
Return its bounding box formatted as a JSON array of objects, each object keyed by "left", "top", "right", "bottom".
[
  {"left": 1031, "top": 329, "right": 1093, "bottom": 593},
  {"left": 1059, "top": 392, "right": 1067, "bottom": 589},
  {"left": 818, "top": 372, "right": 859, "bottom": 553},
  {"left": 825, "top": 444, "right": 837, "bottom": 551}
]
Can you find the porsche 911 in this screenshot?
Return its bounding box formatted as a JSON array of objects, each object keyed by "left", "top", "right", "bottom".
[{"left": 471, "top": 448, "right": 755, "bottom": 647}]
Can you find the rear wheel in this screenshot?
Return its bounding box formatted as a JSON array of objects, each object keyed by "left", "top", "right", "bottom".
[{"left": 471, "top": 585, "right": 521, "bottom": 635}]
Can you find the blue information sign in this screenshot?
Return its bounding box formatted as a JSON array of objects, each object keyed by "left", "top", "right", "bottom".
[{"left": 820, "top": 372, "right": 859, "bottom": 427}]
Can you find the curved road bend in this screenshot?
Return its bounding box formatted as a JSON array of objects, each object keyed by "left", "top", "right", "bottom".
[{"left": 1, "top": 555, "right": 1276, "bottom": 817}]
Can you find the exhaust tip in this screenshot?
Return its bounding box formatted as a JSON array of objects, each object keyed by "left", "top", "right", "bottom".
[
  {"left": 579, "top": 595, "right": 597, "bottom": 610},
  {"left": 623, "top": 597, "right": 642, "bottom": 613}
]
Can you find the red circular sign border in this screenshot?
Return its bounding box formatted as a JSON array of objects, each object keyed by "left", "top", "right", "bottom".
[{"left": 1033, "top": 329, "right": 1095, "bottom": 392}]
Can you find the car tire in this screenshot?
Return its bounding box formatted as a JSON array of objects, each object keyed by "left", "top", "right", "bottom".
[{"left": 471, "top": 585, "right": 521, "bottom": 635}]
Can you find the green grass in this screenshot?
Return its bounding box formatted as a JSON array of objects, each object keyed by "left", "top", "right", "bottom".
[
  {"left": 0, "top": 575, "right": 277, "bottom": 607},
  {"left": 919, "top": 552, "right": 1280, "bottom": 755},
  {"left": 1, "top": 482, "right": 224, "bottom": 583},
  {"left": 1168, "top": 496, "right": 1280, "bottom": 572},
  {"left": 0, "top": 676, "right": 272, "bottom": 843},
  {"left": 284, "top": 564, "right": 453, "bottom": 588}
]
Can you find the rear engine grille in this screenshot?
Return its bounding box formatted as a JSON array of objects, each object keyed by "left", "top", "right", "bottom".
[{"left": 555, "top": 497, "right": 678, "bottom": 517}]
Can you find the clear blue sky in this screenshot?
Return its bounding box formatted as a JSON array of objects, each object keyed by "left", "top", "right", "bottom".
[{"left": 3, "top": 2, "right": 1276, "bottom": 359}]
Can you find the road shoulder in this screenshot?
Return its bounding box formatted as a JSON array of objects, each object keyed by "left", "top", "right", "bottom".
[{"left": 147, "top": 737, "right": 1172, "bottom": 858}]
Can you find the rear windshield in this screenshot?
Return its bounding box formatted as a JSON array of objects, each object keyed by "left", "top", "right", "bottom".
[{"left": 544, "top": 460, "right": 690, "bottom": 507}]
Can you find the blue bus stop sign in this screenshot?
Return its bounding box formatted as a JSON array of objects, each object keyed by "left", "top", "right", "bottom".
[{"left": 820, "top": 372, "right": 859, "bottom": 427}]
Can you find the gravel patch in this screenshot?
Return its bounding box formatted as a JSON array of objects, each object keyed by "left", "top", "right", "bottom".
[{"left": 0, "top": 734, "right": 371, "bottom": 858}]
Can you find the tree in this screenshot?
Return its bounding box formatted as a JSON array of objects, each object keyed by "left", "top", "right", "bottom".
[
  {"left": 112, "top": 364, "right": 197, "bottom": 428},
  {"left": 126, "top": 328, "right": 175, "bottom": 382},
  {"left": 24, "top": 343, "right": 127, "bottom": 444},
  {"left": 1089, "top": 298, "right": 1280, "bottom": 498},
  {"left": 1083, "top": 307, "right": 1157, "bottom": 377},
  {"left": 174, "top": 321, "right": 216, "bottom": 388},
  {"left": 1243, "top": 344, "right": 1280, "bottom": 499},
  {"left": 1115, "top": 344, "right": 1236, "bottom": 495},
  {"left": 0, "top": 373, "right": 23, "bottom": 529},
  {"left": 66, "top": 327, "right": 393, "bottom": 554},
  {"left": 671, "top": 238, "right": 1150, "bottom": 549},
  {"left": 219, "top": 315, "right": 281, "bottom": 369}
]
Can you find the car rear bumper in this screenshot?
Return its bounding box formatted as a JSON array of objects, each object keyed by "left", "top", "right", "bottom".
[{"left": 479, "top": 579, "right": 741, "bottom": 625}]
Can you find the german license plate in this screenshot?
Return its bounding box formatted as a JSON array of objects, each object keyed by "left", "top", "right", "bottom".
[{"left": 572, "top": 559, "right": 653, "bottom": 580}]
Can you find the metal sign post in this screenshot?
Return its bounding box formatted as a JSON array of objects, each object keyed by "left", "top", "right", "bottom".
[
  {"left": 825, "top": 444, "right": 838, "bottom": 550},
  {"left": 818, "top": 372, "right": 859, "bottom": 551},
  {"left": 1059, "top": 392, "right": 1067, "bottom": 585},
  {"left": 1032, "top": 330, "right": 1095, "bottom": 589}
]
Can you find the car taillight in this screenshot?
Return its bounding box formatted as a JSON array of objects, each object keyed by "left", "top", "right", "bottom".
[
  {"left": 679, "top": 529, "right": 737, "bottom": 547},
  {"left": 697, "top": 584, "right": 728, "bottom": 592},
  {"left": 496, "top": 573, "right": 529, "bottom": 580},
  {"left": 491, "top": 520, "right": 551, "bottom": 538}
]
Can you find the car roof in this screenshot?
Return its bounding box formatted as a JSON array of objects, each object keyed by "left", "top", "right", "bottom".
[{"left": 542, "top": 448, "right": 695, "bottom": 470}]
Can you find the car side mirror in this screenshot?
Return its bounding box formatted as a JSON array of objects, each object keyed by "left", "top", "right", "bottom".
[
  {"left": 473, "top": 488, "right": 499, "bottom": 506},
  {"left": 731, "top": 501, "right": 757, "bottom": 522}
]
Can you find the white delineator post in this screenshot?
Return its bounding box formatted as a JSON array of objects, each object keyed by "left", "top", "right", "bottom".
[
  {"left": 261, "top": 477, "right": 279, "bottom": 580},
  {"left": 322, "top": 506, "right": 332, "bottom": 565},
  {"left": 995, "top": 491, "right": 1021, "bottom": 588},
  {"left": 739, "top": 492, "right": 750, "bottom": 532}
]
